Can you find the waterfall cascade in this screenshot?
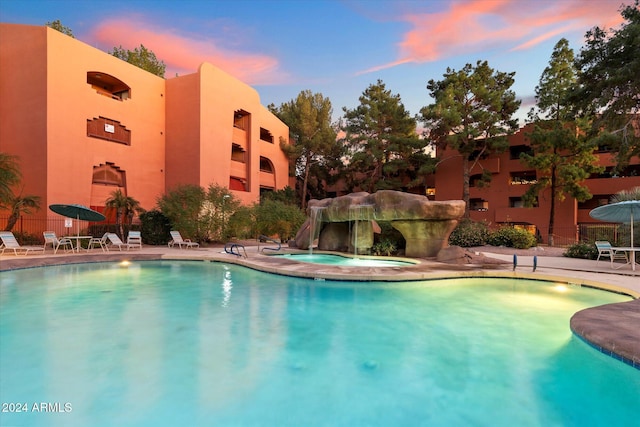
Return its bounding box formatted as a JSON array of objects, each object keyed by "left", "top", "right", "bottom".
[{"left": 348, "top": 204, "right": 375, "bottom": 256}]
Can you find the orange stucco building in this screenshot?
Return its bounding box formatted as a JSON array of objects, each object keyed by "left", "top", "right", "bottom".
[
  {"left": 0, "top": 23, "right": 289, "bottom": 233},
  {"left": 434, "top": 123, "right": 640, "bottom": 244}
]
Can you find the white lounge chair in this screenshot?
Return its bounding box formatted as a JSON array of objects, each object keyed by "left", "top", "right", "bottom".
[
  {"left": 168, "top": 230, "right": 199, "bottom": 249},
  {"left": 88, "top": 233, "right": 109, "bottom": 252},
  {"left": 127, "top": 231, "right": 142, "bottom": 249},
  {"left": 595, "top": 241, "right": 628, "bottom": 268},
  {"left": 106, "top": 233, "right": 136, "bottom": 251},
  {"left": 42, "top": 231, "right": 74, "bottom": 254},
  {"left": 0, "top": 231, "right": 46, "bottom": 256}
]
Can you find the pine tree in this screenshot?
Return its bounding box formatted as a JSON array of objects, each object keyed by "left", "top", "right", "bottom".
[
  {"left": 420, "top": 61, "right": 520, "bottom": 217},
  {"left": 522, "top": 38, "right": 603, "bottom": 246}
]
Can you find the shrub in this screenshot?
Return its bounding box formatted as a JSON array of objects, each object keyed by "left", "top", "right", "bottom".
[
  {"left": 371, "top": 239, "right": 397, "bottom": 256},
  {"left": 564, "top": 242, "right": 598, "bottom": 259},
  {"left": 375, "top": 221, "right": 405, "bottom": 250},
  {"left": 448, "top": 219, "right": 490, "bottom": 247},
  {"left": 139, "top": 210, "right": 172, "bottom": 245},
  {"left": 253, "top": 199, "right": 306, "bottom": 242},
  {"left": 227, "top": 206, "right": 256, "bottom": 239},
  {"left": 487, "top": 226, "right": 537, "bottom": 249}
]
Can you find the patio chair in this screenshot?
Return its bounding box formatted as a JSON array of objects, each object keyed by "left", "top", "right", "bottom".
[
  {"left": 595, "top": 241, "right": 628, "bottom": 268},
  {"left": 88, "top": 233, "right": 110, "bottom": 252},
  {"left": 0, "top": 231, "right": 46, "bottom": 256},
  {"left": 42, "top": 231, "right": 74, "bottom": 254},
  {"left": 168, "top": 230, "right": 199, "bottom": 249},
  {"left": 106, "top": 233, "right": 137, "bottom": 251},
  {"left": 127, "top": 231, "right": 142, "bottom": 250}
]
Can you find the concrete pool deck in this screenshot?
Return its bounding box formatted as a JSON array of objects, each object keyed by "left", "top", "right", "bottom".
[{"left": 1, "top": 242, "right": 639, "bottom": 368}]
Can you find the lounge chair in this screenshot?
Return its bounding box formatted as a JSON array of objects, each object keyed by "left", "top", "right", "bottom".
[
  {"left": 106, "top": 233, "right": 137, "bottom": 251},
  {"left": 127, "top": 231, "right": 142, "bottom": 249},
  {"left": 42, "top": 231, "right": 74, "bottom": 254},
  {"left": 0, "top": 231, "right": 46, "bottom": 256},
  {"left": 88, "top": 233, "right": 109, "bottom": 252},
  {"left": 595, "top": 241, "right": 628, "bottom": 268},
  {"left": 168, "top": 230, "right": 199, "bottom": 249}
]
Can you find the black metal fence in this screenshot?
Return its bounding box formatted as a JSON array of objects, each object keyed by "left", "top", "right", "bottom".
[{"left": 1, "top": 216, "right": 138, "bottom": 245}]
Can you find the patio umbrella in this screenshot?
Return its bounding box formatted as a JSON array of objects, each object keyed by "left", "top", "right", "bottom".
[
  {"left": 589, "top": 200, "right": 640, "bottom": 270},
  {"left": 49, "top": 204, "right": 106, "bottom": 236}
]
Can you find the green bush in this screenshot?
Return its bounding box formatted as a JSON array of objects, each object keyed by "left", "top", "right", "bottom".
[
  {"left": 227, "top": 206, "right": 256, "bottom": 239},
  {"left": 375, "top": 221, "right": 405, "bottom": 250},
  {"left": 448, "top": 219, "right": 490, "bottom": 247},
  {"left": 12, "top": 231, "right": 41, "bottom": 245},
  {"left": 253, "top": 199, "right": 306, "bottom": 242},
  {"left": 487, "top": 226, "right": 537, "bottom": 249},
  {"left": 371, "top": 239, "right": 397, "bottom": 256},
  {"left": 139, "top": 210, "right": 172, "bottom": 245},
  {"left": 564, "top": 242, "right": 598, "bottom": 259}
]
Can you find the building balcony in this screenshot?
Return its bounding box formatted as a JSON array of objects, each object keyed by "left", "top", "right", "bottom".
[{"left": 230, "top": 160, "right": 247, "bottom": 179}]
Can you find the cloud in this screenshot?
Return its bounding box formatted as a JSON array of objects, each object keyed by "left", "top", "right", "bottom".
[
  {"left": 360, "top": 0, "right": 625, "bottom": 74},
  {"left": 89, "top": 18, "right": 289, "bottom": 85}
]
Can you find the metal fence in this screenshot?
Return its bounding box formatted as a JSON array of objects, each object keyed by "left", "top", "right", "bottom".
[{"left": 1, "top": 216, "right": 135, "bottom": 245}]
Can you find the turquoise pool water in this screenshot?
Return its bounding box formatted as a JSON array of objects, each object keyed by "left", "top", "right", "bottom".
[
  {"left": 1, "top": 261, "right": 638, "bottom": 426},
  {"left": 275, "top": 253, "right": 415, "bottom": 267}
]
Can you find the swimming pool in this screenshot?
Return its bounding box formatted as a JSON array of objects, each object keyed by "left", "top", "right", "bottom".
[
  {"left": 1, "top": 261, "right": 638, "bottom": 426},
  {"left": 274, "top": 253, "right": 416, "bottom": 267}
]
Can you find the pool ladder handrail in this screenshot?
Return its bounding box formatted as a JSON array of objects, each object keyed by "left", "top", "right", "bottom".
[
  {"left": 259, "top": 235, "right": 281, "bottom": 253},
  {"left": 224, "top": 243, "right": 247, "bottom": 258}
]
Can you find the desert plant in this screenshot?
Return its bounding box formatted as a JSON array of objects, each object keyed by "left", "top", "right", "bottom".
[{"left": 448, "top": 219, "right": 490, "bottom": 247}]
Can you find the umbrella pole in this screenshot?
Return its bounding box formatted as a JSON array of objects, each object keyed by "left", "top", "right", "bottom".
[{"left": 631, "top": 212, "right": 635, "bottom": 271}]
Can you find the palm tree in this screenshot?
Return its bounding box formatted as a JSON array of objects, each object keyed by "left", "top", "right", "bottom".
[
  {"left": 3, "top": 194, "right": 41, "bottom": 231},
  {"left": 611, "top": 187, "right": 640, "bottom": 203},
  {"left": 105, "top": 189, "right": 144, "bottom": 238},
  {"left": 0, "top": 153, "right": 22, "bottom": 206}
]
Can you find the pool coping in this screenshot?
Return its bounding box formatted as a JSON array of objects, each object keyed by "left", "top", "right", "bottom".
[{"left": 1, "top": 245, "right": 639, "bottom": 369}]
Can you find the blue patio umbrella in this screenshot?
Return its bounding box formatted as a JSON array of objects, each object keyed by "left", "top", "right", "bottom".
[
  {"left": 589, "top": 200, "right": 640, "bottom": 270},
  {"left": 49, "top": 204, "right": 106, "bottom": 236}
]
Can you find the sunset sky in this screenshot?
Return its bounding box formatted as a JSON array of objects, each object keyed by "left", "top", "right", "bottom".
[{"left": 0, "top": 0, "right": 627, "bottom": 124}]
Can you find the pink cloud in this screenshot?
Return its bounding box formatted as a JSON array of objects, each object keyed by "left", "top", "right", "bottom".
[
  {"left": 90, "top": 18, "right": 288, "bottom": 85},
  {"left": 362, "top": 0, "right": 625, "bottom": 73}
]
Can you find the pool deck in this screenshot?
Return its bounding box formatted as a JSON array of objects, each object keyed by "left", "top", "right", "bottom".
[{"left": 1, "top": 242, "right": 639, "bottom": 369}]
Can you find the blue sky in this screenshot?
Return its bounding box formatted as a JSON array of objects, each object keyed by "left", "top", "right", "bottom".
[{"left": 0, "top": 0, "right": 627, "bottom": 125}]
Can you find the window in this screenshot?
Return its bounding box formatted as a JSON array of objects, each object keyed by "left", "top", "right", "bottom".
[
  {"left": 233, "top": 110, "right": 249, "bottom": 130},
  {"left": 87, "top": 117, "right": 131, "bottom": 145},
  {"left": 509, "top": 171, "right": 537, "bottom": 185},
  {"left": 92, "top": 163, "right": 125, "bottom": 186},
  {"left": 260, "top": 157, "right": 274, "bottom": 173},
  {"left": 87, "top": 72, "right": 130, "bottom": 101},
  {"left": 509, "top": 196, "right": 537, "bottom": 208},
  {"left": 509, "top": 145, "right": 532, "bottom": 160},
  {"left": 470, "top": 198, "right": 488, "bottom": 211},
  {"left": 260, "top": 128, "right": 274, "bottom": 143},
  {"left": 231, "top": 144, "right": 246, "bottom": 162},
  {"left": 470, "top": 174, "right": 483, "bottom": 187}
]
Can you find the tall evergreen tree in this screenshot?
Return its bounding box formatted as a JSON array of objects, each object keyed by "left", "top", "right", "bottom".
[
  {"left": 270, "top": 91, "right": 339, "bottom": 209},
  {"left": 522, "top": 38, "right": 603, "bottom": 246},
  {"left": 575, "top": 1, "right": 640, "bottom": 170},
  {"left": 342, "top": 79, "right": 431, "bottom": 194},
  {"left": 420, "top": 61, "right": 520, "bottom": 217}
]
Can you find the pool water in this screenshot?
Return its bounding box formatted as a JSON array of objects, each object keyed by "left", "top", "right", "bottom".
[
  {"left": 275, "top": 253, "right": 415, "bottom": 267},
  {"left": 1, "top": 261, "right": 638, "bottom": 427}
]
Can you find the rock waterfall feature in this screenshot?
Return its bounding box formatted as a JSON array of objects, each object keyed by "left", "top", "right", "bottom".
[{"left": 293, "top": 191, "right": 465, "bottom": 257}]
